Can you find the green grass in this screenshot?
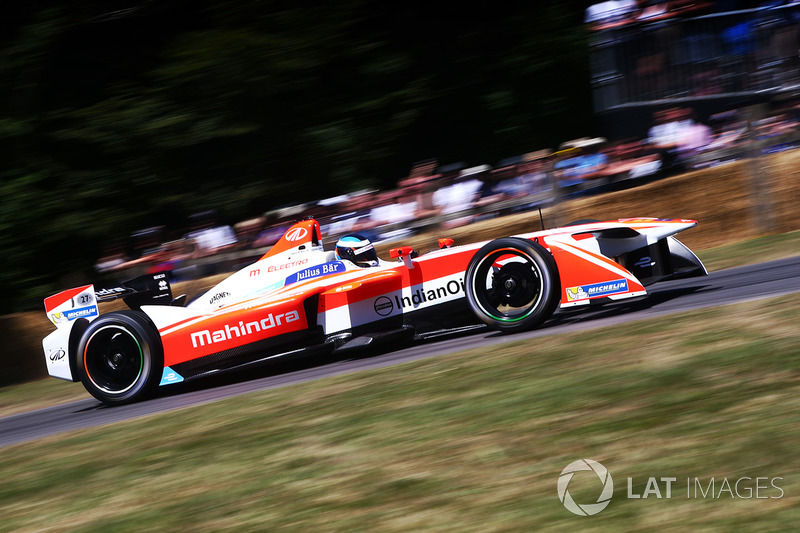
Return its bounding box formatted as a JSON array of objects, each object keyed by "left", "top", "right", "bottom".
[
  {"left": 3, "top": 229, "right": 799, "bottom": 530},
  {"left": 697, "top": 229, "right": 800, "bottom": 272},
  {"left": 0, "top": 377, "right": 90, "bottom": 418},
  {"left": 2, "top": 294, "right": 800, "bottom": 531}
]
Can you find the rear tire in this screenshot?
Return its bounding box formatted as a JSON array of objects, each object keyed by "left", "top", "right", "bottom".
[
  {"left": 76, "top": 311, "right": 163, "bottom": 404},
  {"left": 465, "top": 237, "right": 560, "bottom": 332}
]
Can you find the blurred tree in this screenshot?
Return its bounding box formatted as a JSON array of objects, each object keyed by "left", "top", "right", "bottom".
[{"left": 0, "top": 1, "right": 592, "bottom": 312}]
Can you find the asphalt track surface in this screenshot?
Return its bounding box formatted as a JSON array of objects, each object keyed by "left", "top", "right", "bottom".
[{"left": 3, "top": 256, "right": 799, "bottom": 448}]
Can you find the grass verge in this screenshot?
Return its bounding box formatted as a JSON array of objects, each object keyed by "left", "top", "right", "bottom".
[
  {"left": 0, "top": 378, "right": 90, "bottom": 418},
  {"left": 696, "top": 229, "right": 800, "bottom": 272},
  {"left": 2, "top": 293, "right": 799, "bottom": 531}
]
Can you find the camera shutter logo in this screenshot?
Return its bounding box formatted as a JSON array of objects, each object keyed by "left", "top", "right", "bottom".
[{"left": 557, "top": 459, "right": 614, "bottom": 516}]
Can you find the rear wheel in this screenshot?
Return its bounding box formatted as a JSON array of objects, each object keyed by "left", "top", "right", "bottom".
[
  {"left": 76, "top": 311, "right": 163, "bottom": 404},
  {"left": 465, "top": 237, "right": 560, "bottom": 332}
]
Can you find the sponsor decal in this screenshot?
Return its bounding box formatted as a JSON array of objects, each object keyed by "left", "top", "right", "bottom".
[
  {"left": 159, "top": 366, "right": 184, "bottom": 385},
  {"left": 566, "top": 279, "right": 628, "bottom": 301},
  {"left": 95, "top": 286, "right": 126, "bottom": 298},
  {"left": 373, "top": 296, "right": 394, "bottom": 316},
  {"left": 285, "top": 227, "right": 308, "bottom": 242},
  {"left": 335, "top": 284, "right": 356, "bottom": 293},
  {"left": 49, "top": 349, "right": 66, "bottom": 361},
  {"left": 285, "top": 261, "right": 346, "bottom": 285},
  {"left": 393, "top": 279, "right": 465, "bottom": 310},
  {"left": 190, "top": 310, "right": 300, "bottom": 348},
  {"left": 63, "top": 305, "right": 99, "bottom": 321},
  {"left": 50, "top": 312, "right": 65, "bottom": 326},
  {"left": 75, "top": 292, "right": 94, "bottom": 305},
  {"left": 353, "top": 244, "right": 374, "bottom": 255},
  {"left": 209, "top": 291, "right": 231, "bottom": 306},
  {"left": 266, "top": 258, "right": 309, "bottom": 273}
]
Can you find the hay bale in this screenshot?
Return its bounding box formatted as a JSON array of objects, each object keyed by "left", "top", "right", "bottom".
[{"left": 0, "top": 313, "right": 52, "bottom": 386}]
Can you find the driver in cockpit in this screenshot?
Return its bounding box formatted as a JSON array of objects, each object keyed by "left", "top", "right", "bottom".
[{"left": 334, "top": 234, "right": 382, "bottom": 268}]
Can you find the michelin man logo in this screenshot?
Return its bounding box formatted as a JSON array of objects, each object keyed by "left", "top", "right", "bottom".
[
  {"left": 566, "top": 286, "right": 589, "bottom": 301},
  {"left": 557, "top": 459, "right": 614, "bottom": 516}
]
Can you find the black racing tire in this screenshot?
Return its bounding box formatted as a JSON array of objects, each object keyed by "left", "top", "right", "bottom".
[
  {"left": 465, "top": 237, "right": 560, "bottom": 332},
  {"left": 76, "top": 310, "right": 163, "bottom": 404}
]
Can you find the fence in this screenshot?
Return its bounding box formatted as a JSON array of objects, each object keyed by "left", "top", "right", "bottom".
[{"left": 591, "top": 4, "right": 800, "bottom": 111}]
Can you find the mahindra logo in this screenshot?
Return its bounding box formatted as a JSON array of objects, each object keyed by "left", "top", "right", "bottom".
[
  {"left": 285, "top": 227, "right": 308, "bottom": 242},
  {"left": 190, "top": 311, "right": 301, "bottom": 348},
  {"left": 50, "top": 349, "right": 66, "bottom": 361},
  {"left": 96, "top": 287, "right": 126, "bottom": 297}
]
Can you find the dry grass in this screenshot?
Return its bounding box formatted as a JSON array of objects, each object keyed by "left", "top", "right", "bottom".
[
  {"left": 2, "top": 294, "right": 799, "bottom": 531},
  {"left": 381, "top": 151, "right": 800, "bottom": 257}
]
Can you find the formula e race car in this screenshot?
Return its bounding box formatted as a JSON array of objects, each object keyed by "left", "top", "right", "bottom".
[{"left": 42, "top": 217, "right": 707, "bottom": 404}]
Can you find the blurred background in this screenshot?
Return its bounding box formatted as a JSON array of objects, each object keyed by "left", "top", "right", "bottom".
[{"left": 2, "top": 0, "right": 799, "bottom": 313}]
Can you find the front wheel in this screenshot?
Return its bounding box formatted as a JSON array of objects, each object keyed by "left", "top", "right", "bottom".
[
  {"left": 76, "top": 311, "right": 163, "bottom": 404},
  {"left": 465, "top": 237, "right": 560, "bottom": 332}
]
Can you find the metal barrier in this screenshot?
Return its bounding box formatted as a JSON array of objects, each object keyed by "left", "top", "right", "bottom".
[{"left": 591, "top": 5, "right": 800, "bottom": 111}]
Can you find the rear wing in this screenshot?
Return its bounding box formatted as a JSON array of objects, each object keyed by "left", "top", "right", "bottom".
[{"left": 44, "top": 272, "right": 173, "bottom": 328}]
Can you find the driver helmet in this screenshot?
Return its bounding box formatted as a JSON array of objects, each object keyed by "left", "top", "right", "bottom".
[{"left": 335, "top": 234, "right": 379, "bottom": 267}]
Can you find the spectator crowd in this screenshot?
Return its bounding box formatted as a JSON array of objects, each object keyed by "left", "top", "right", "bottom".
[
  {"left": 589, "top": 1, "right": 800, "bottom": 108},
  {"left": 583, "top": 1, "right": 796, "bottom": 32},
  {"left": 93, "top": 2, "right": 800, "bottom": 281},
  {"left": 94, "top": 96, "right": 800, "bottom": 282}
]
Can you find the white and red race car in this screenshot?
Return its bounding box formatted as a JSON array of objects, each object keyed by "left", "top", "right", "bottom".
[{"left": 42, "top": 217, "right": 707, "bottom": 404}]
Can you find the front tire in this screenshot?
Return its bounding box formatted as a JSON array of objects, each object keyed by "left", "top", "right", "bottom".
[
  {"left": 465, "top": 237, "right": 560, "bottom": 332},
  {"left": 76, "top": 311, "right": 163, "bottom": 404}
]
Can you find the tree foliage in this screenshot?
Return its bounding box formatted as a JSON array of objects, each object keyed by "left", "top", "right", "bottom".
[{"left": 0, "top": 1, "right": 592, "bottom": 312}]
